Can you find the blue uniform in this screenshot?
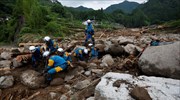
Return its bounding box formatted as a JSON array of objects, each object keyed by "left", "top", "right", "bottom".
[
  {"left": 46, "top": 40, "right": 58, "bottom": 54},
  {"left": 84, "top": 23, "right": 95, "bottom": 45},
  {"left": 46, "top": 55, "right": 67, "bottom": 80},
  {"left": 32, "top": 47, "right": 42, "bottom": 67},
  {"left": 89, "top": 47, "right": 98, "bottom": 59},
  {"left": 62, "top": 52, "right": 72, "bottom": 65},
  {"left": 74, "top": 48, "right": 84, "bottom": 61}
]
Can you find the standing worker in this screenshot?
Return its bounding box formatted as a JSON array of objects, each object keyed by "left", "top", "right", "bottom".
[
  {"left": 42, "top": 51, "right": 68, "bottom": 85},
  {"left": 84, "top": 19, "right": 95, "bottom": 46},
  {"left": 88, "top": 43, "right": 99, "bottom": 61},
  {"left": 43, "top": 36, "right": 58, "bottom": 55}
]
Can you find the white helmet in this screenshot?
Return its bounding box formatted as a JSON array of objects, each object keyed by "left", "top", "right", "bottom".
[
  {"left": 87, "top": 19, "right": 91, "bottom": 23},
  {"left": 29, "top": 46, "right": 36, "bottom": 53},
  {"left": 57, "top": 48, "right": 64, "bottom": 52},
  {"left": 88, "top": 43, "right": 93, "bottom": 47},
  {"left": 43, "top": 36, "right": 51, "bottom": 42},
  {"left": 43, "top": 51, "right": 50, "bottom": 57},
  {"left": 83, "top": 49, "right": 88, "bottom": 54}
]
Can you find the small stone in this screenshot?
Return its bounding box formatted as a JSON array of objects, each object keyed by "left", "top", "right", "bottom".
[
  {"left": 0, "top": 60, "right": 11, "bottom": 68},
  {"left": 49, "top": 92, "right": 57, "bottom": 99},
  {"left": 60, "top": 94, "right": 68, "bottom": 100},
  {"left": 73, "top": 80, "right": 91, "bottom": 90},
  {"left": 91, "top": 69, "right": 103, "bottom": 75},
  {"left": 84, "top": 71, "right": 91, "bottom": 76},
  {"left": 86, "top": 97, "right": 95, "bottom": 100}
]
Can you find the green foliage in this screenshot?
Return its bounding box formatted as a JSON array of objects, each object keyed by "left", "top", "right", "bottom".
[{"left": 164, "top": 20, "right": 180, "bottom": 28}]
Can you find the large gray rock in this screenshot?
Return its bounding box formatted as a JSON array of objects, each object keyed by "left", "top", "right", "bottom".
[
  {"left": 139, "top": 42, "right": 180, "bottom": 79},
  {"left": 95, "top": 44, "right": 105, "bottom": 52},
  {"left": 0, "top": 52, "right": 12, "bottom": 60},
  {"left": 0, "top": 75, "right": 14, "bottom": 88},
  {"left": 0, "top": 60, "right": 11, "bottom": 68},
  {"left": 20, "top": 70, "right": 45, "bottom": 89},
  {"left": 95, "top": 72, "right": 180, "bottom": 100},
  {"left": 102, "top": 54, "right": 114, "bottom": 66},
  {"left": 117, "top": 36, "right": 134, "bottom": 45}
]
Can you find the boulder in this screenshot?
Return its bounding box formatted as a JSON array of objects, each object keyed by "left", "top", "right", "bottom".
[
  {"left": 95, "top": 72, "right": 180, "bottom": 100},
  {"left": 124, "top": 44, "right": 142, "bottom": 55},
  {"left": 0, "top": 60, "right": 11, "bottom": 68},
  {"left": 117, "top": 36, "right": 134, "bottom": 45},
  {"left": 12, "top": 58, "right": 22, "bottom": 68},
  {"left": 60, "top": 94, "right": 68, "bottom": 100},
  {"left": 102, "top": 54, "right": 114, "bottom": 66},
  {"left": 0, "top": 75, "right": 14, "bottom": 88},
  {"left": 88, "top": 63, "right": 98, "bottom": 68},
  {"left": 73, "top": 80, "right": 91, "bottom": 90},
  {"left": 20, "top": 70, "right": 45, "bottom": 89},
  {"left": 139, "top": 42, "right": 180, "bottom": 79},
  {"left": 107, "top": 44, "right": 124, "bottom": 56},
  {"left": 0, "top": 52, "right": 11, "bottom": 60},
  {"left": 95, "top": 44, "right": 105, "bottom": 52}
]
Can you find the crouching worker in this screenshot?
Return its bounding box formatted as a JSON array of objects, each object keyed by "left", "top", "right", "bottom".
[
  {"left": 88, "top": 43, "right": 99, "bottom": 61},
  {"left": 29, "top": 46, "right": 43, "bottom": 68},
  {"left": 43, "top": 36, "right": 58, "bottom": 55},
  {"left": 43, "top": 51, "right": 67, "bottom": 85},
  {"left": 57, "top": 48, "right": 73, "bottom": 67},
  {"left": 73, "top": 47, "right": 89, "bottom": 62}
]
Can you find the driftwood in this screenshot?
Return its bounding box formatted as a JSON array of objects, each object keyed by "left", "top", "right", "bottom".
[
  {"left": 19, "top": 43, "right": 44, "bottom": 47},
  {"left": 22, "top": 91, "right": 40, "bottom": 100}
]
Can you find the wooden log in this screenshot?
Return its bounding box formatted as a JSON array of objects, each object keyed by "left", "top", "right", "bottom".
[{"left": 19, "top": 43, "right": 44, "bottom": 47}]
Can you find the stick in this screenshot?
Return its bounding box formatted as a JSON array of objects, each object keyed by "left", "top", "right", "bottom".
[
  {"left": 23, "top": 91, "right": 40, "bottom": 100},
  {"left": 98, "top": 33, "right": 105, "bottom": 39}
]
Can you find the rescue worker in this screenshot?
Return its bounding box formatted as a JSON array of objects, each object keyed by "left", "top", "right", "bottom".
[
  {"left": 88, "top": 43, "right": 98, "bottom": 61},
  {"left": 29, "top": 46, "right": 43, "bottom": 68},
  {"left": 84, "top": 19, "right": 95, "bottom": 46},
  {"left": 57, "top": 48, "right": 72, "bottom": 67},
  {"left": 73, "top": 47, "right": 89, "bottom": 61},
  {"left": 43, "top": 51, "right": 68, "bottom": 84},
  {"left": 43, "top": 36, "right": 58, "bottom": 55}
]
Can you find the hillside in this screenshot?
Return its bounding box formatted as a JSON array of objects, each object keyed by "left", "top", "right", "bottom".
[{"left": 105, "top": 0, "right": 139, "bottom": 13}]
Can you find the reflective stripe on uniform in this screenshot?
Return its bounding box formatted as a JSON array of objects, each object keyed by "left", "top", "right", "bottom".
[
  {"left": 48, "top": 59, "right": 54, "bottom": 67},
  {"left": 55, "top": 66, "right": 63, "bottom": 72}
]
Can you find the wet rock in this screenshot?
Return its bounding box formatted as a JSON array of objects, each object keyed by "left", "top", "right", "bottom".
[
  {"left": 95, "top": 72, "right": 180, "bottom": 100},
  {"left": 20, "top": 70, "right": 45, "bottom": 89},
  {"left": 117, "top": 36, "right": 134, "bottom": 45},
  {"left": 100, "top": 62, "right": 108, "bottom": 67},
  {"left": 91, "top": 69, "right": 103, "bottom": 75},
  {"left": 95, "top": 44, "right": 105, "bottom": 52},
  {"left": 50, "top": 78, "right": 64, "bottom": 86},
  {"left": 0, "top": 52, "right": 11, "bottom": 60},
  {"left": 0, "top": 75, "right": 14, "bottom": 89},
  {"left": 102, "top": 54, "right": 114, "bottom": 66},
  {"left": 84, "top": 71, "right": 91, "bottom": 76},
  {"left": 139, "top": 42, "right": 180, "bottom": 79},
  {"left": 0, "top": 60, "right": 11, "bottom": 68},
  {"left": 130, "top": 86, "right": 152, "bottom": 100},
  {"left": 88, "top": 63, "right": 98, "bottom": 68},
  {"left": 73, "top": 80, "right": 91, "bottom": 90},
  {"left": 60, "top": 94, "right": 68, "bottom": 100},
  {"left": 107, "top": 44, "right": 124, "bottom": 56},
  {"left": 49, "top": 92, "right": 58, "bottom": 99},
  {"left": 124, "top": 44, "right": 142, "bottom": 55},
  {"left": 12, "top": 58, "right": 22, "bottom": 68},
  {"left": 64, "top": 75, "right": 74, "bottom": 82},
  {"left": 86, "top": 97, "right": 95, "bottom": 100}
]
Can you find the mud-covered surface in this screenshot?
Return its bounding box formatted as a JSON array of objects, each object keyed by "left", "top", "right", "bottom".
[{"left": 0, "top": 27, "right": 179, "bottom": 100}]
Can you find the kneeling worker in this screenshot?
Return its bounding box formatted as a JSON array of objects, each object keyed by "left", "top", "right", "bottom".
[
  {"left": 57, "top": 48, "right": 73, "bottom": 67},
  {"left": 43, "top": 51, "right": 67, "bottom": 84}
]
